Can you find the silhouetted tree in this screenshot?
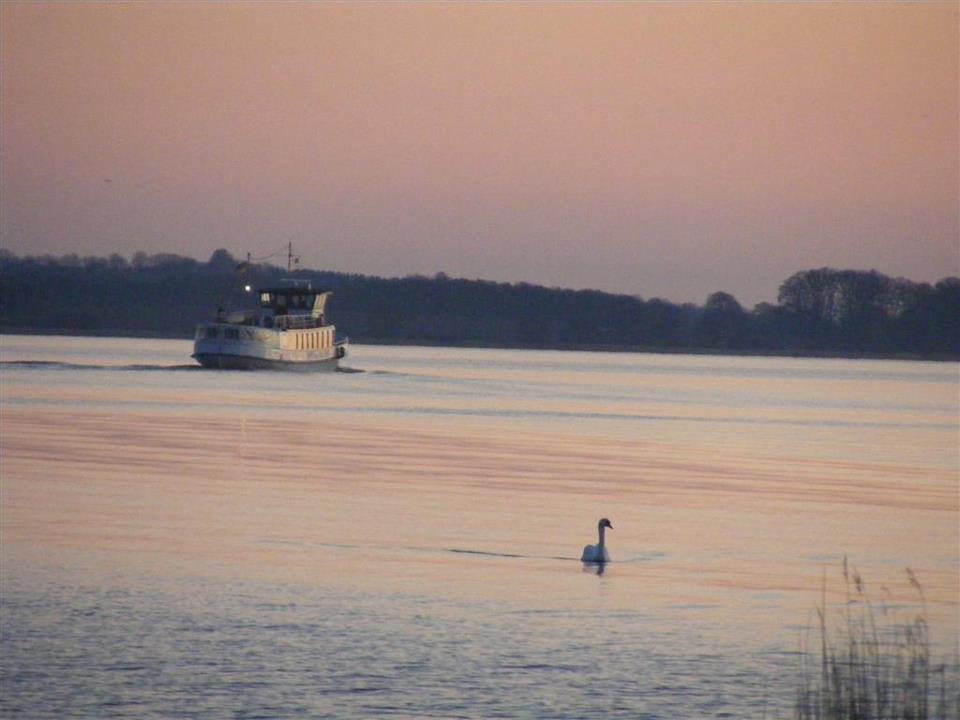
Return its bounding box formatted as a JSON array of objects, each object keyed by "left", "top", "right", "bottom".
[
  {"left": 207, "top": 249, "right": 238, "bottom": 272},
  {"left": 696, "top": 291, "right": 750, "bottom": 348}
]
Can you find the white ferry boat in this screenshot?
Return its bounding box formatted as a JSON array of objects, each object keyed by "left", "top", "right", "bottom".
[{"left": 192, "top": 283, "right": 347, "bottom": 371}]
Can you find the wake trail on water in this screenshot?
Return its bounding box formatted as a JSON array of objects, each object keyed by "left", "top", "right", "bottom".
[
  {"left": 260, "top": 538, "right": 576, "bottom": 562},
  {"left": 1, "top": 360, "right": 368, "bottom": 373},
  {"left": 447, "top": 549, "right": 667, "bottom": 564},
  {"left": 0, "top": 360, "right": 203, "bottom": 371},
  {"left": 258, "top": 539, "right": 666, "bottom": 565}
]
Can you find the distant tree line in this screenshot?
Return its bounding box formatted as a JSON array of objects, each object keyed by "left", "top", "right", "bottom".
[{"left": 1, "top": 248, "right": 957, "bottom": 358}]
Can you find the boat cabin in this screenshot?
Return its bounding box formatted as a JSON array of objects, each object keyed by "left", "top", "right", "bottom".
[
  {"left": 213, "top": 285, "right": 332, "bottom": 330},
  {"left": 257, "top": 287, "right": 331, "bottom": 329},
  {"left": 258, "top": 288, "right": 329, "bottom": 317}
]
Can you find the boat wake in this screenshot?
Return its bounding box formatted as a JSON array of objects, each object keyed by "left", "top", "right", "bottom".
[
  {"left": 0, "top": 360, "right": 202, "bottom": 372},
  {"left": 3, "top": 359, "right": 370, "bottom": 375}
]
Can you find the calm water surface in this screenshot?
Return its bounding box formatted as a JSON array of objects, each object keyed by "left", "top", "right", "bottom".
[{"left": 2, "top": 336, "right": 958, "bottom": 718}]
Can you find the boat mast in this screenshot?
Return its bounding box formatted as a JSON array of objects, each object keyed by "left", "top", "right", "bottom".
[{"left": 286, "top": 242, "right": 300, "bottom": 273}]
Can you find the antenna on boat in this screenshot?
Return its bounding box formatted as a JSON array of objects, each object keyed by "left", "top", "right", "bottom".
[{"left": 287, "top": 242, "right": 300, "bottom": 273}]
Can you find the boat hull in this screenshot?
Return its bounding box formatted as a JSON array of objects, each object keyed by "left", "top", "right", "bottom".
[{"left": 192, "top": 352, "right": 341, "bottom": 372}]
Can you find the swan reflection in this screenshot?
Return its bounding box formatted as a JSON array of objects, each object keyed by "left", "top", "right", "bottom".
[{"left": 582, "top": 560, "right": 608, "bottom": 576}]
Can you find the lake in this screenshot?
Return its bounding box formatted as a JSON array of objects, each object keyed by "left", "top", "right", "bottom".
[{"left": 1, "top": 335, "right": 957, "bottom": 718}]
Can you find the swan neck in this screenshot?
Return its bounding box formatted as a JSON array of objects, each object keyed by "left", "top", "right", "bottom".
[{"left": 598, "top": 524, "right": 606, "bottom": 547}]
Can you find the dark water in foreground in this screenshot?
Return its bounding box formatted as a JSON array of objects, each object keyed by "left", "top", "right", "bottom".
[
  {"left": 2, "top": 336, "right": 957, "bottom": 718},
  {"left": 4, "top": 569, "right": 800, "bottom": 719}
]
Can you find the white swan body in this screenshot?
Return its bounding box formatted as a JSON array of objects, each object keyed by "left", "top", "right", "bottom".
[{"left": 581, "top": 518, "right": 613, "bottom": 563}]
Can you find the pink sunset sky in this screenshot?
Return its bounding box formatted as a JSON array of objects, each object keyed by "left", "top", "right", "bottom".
[{"left": 2, "top": 2, "right": 957, "bottom": 306}]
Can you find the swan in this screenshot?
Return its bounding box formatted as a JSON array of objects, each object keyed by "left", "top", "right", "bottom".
[{"left": 581, "top": 518, "right": 613, "bottom": 563}]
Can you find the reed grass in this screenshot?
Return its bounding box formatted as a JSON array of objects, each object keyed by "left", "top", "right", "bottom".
[{"left": 795, "top": 560, "right": 959, "bottom": 720}]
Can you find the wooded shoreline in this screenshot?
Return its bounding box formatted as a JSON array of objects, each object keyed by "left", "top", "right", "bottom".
[{"left": 2, "top": 249, "right": 957, "bottom": 361}]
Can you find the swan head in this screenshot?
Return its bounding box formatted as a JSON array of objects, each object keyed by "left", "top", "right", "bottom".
[{"left": 599, "top": 518, "right": 613, "bottom": 530}]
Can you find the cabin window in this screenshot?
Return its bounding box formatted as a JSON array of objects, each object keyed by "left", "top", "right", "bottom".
[
  {"left": 203, "top": 327, "right": 219, "bottom": 339},
  {"left": 224, "top": 328, "right": 240, "bottom": 340}
]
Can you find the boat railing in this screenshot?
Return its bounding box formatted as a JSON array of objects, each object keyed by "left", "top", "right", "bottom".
[{"left": 274, "top": 313, "right": 319, "bottom": 330}]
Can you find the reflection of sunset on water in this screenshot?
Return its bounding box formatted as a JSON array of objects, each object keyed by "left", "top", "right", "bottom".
[{"left": 1, "top": 337, "right": 957, "bottom": 716}]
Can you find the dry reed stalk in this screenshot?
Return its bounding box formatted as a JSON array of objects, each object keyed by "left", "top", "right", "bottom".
[{"left": 794, "top": 561, "right": 959, "bottom": 720}]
